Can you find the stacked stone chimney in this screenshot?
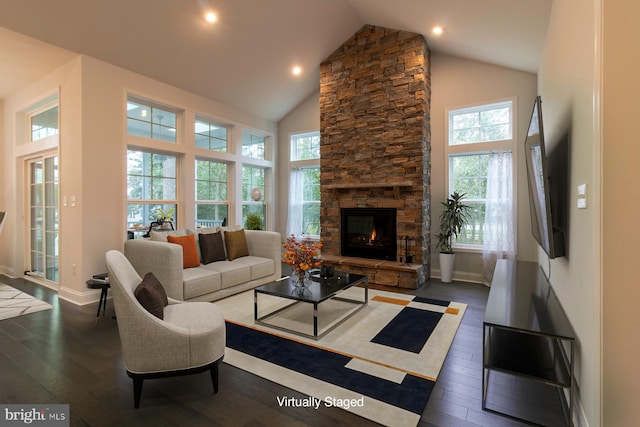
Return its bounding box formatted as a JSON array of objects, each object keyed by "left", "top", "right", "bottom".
[{"left": 319, "top": 25, "right": 431, "bottom": 288}]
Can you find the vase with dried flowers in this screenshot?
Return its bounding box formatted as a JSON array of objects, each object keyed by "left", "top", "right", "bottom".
[{"left": 282, "top": 235, "right": 322, "bottom": 288}]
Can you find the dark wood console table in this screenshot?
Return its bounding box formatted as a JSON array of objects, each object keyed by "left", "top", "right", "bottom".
[{"left": 483, "top": 259, "right": 575, "bottom": 426}]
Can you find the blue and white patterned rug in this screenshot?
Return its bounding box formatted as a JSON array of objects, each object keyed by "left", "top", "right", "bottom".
[
  {"left": 0, "top": 283, "right": 53, "bottom": 321},
  {"left": 215, "top": 288, "right": 466, "bottom": 427}
]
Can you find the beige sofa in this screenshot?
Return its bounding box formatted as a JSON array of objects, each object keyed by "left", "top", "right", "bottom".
[{"left": 124, "top": 229, "right": 282, "bottom": 302}]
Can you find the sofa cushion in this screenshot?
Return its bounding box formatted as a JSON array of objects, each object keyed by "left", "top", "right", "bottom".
[
  {"left": 202, "top": 261, "right": 251, "bottom": 289},
  {"left": 149, "top": 229, "right": 190, "bottom": 242},
  {"left": 163, "top": 301, "right": 225, "bottom": 335},
  {"left": 194, "top": 226, "right": 221, "bottom": 235},
  {"left": 199, "top": 232, "right": 227, "bottom": 264},
  {"left": 134, "top": 272, "right": 168, "bottom": 319},
  {"left": 232, "top": 256, "right": 275, "bottom": 280},
  {"left": 167, "top": 234, "right": 201, "bottom": 268},
  {"left": 225, "top": 229, "right": 249, "bottom": 260},
  {"left": 182, "top": 267, "right": 222, "bottom": 300}
]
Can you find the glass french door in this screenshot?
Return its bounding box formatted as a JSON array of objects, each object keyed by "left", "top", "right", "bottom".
[{"left": 28, "top": 155, "right": 59, "bottom": 284}]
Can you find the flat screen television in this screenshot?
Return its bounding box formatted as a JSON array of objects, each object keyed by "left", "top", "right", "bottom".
[{"left": 524, "top": 96, "right": 565, "bottom": 259}]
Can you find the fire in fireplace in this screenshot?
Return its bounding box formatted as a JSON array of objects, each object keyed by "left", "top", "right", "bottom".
[{"left": 341, "top": 208, "right": 397, "bottom": 261}]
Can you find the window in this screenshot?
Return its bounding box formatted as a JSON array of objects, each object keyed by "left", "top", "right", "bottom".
[
  {"left": 195, "top": 159, "right": 228, "bottom": 228},
  {"left": 127, "top": 150, "right": 178, "bottom": 227},
  {"left": 449, "top": 154, "right": 489, "bottom": 246},
  {"left": 446, "top": 99, "right": 515, "bottom": 248},
  {"left": 291, "top": 131, "right": 320, "bottom": 161},
  {"left": 127, "top": 97, "right": 177, "bottom": 143},
  {"left": 449, "top": 100, "right": 512, "bottom": 146},
  {"left": 242, "top": 166, "right": 265, "bottom": 229},
  {"left": 195, "top": 117, "right": 228, "bottom": 152},
  {"left": 242, "top": 130, "right": 265, "bottom": 159},
  {"left": 27, "top": 155, "right": 59, "bottom": 283},
  {"left": 288, "top": 132, "right": 321, "bottom": 237},
  {"left": 31, "top": 106, "right": 59, "bottom": 141}
]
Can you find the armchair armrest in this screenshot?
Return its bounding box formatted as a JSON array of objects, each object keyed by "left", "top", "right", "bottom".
[{"left": 124, "top": 239, "right": 185, "bottom": 300}]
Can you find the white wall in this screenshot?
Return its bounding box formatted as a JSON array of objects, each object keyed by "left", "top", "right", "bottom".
[
  {"left": 1, "top": 56, "right": 83, "bottom": 283},
  {"left": 276, "top": 91, "right": 320, "bottom": 236},
  {"left": 430, "top": 52, "right": 539, "bottom": 281},
  {"left": 537, "top": 0, "right": 600, "bottom": 425},
  {"left": 602, "top": 0, "right": 640, "bottom": 425},
  {"left": 0, "top": 54, "right": 276, "bottom": 304}
]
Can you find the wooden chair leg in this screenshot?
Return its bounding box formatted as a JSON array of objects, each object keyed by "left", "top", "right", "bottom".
[{"left": 133, "top": 377, "right": 143, "bottom": 408}]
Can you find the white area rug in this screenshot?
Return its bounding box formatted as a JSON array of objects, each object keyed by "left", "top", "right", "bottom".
[
  {"left": 216, "top": 287, "right": 466, "bottom": 427},
  {"left": 0, "top": 283, "right": 53, "bottom": 321}
]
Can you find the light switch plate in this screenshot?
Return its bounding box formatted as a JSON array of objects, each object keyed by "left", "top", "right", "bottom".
[{"left": 577, "top": 184, "right": 587, "bottom": 209}]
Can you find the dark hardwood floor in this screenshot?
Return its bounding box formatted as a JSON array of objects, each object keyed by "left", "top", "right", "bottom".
[{"left": 0, "top": 275, "right": 565, "bottom": 426}]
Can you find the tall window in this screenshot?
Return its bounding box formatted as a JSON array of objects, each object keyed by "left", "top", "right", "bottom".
[
  {"left": 31, "top": 106, "right": 59, "bottom": 141},
  {"left": 446, "top": 99, "right": 515, "bottom": 248},
  {"left": 242, "top": 166, "right": 265, "bottom": 229},
  {"left": 127, "top": 150, "right": 178, "bottom": 227},
  {"left": 288, "top": 131, "right": 321, "bottom": 237},
  {"left": 195, "top": 159, "right": 228, "bottom": 227},
  {"left": 195, "top": 117, "right": 228, "bottom": 152},
  {"left": 127, "top": 97, "right": 177, "bottom": 143},
  {"left": 242, "top": 130, "right": 265, "bottom": 159}
]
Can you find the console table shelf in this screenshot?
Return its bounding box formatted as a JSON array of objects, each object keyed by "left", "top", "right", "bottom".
[{"left": 483, "top": 260, "right": 575, "bottom": 426}]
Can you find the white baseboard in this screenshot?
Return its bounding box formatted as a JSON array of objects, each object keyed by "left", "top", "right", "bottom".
[
  {"left": 0, "top": 265, "right": 16, "bottom": 277},
  {"left": 23, "top": 274, "right": 105, "bottom": 306},
  {"left": 59, "top": 286, "right": 107, "bottom": 306},
  {"left": 430, "top": 268, "right": 483, "bottom": 284}
]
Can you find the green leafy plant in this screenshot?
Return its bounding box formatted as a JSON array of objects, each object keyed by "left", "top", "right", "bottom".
[
  {"left": 152, "top": 206, "right": 175, "bottom": 222},
  {"left": 434, "top": 192, "right": 471, "bottom": 254},
  {"left": 244, "top": 213, "right": 264, "bottom": 230}
]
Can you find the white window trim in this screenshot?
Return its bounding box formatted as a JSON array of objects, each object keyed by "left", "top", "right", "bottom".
[
  {"left": 124, "top": 92, "right": 274, "bottom": 231},
  {"left": 444, "top": 97, "right": 518, "bottom": 251},
  {"left": 126, "top": 94, "right": 182, "bottom": 145},
  {"left": 288, "top": 131, "right": 321, "bottom": 238},
  {"left": 126, "top": 149, "right": 180, "bottom": 228}
]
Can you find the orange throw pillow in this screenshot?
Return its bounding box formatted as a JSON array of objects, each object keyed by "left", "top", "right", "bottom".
[{"left": 167, "top": 234, "right": 201, "bottom": 268}]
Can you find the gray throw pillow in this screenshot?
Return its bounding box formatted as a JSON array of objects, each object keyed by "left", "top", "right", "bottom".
[
  {"left": 134, "top": 272, "right": 168, "bottom": 319},
  {"left": 199, "top": 231, "right": 227, "bottom": 264}
]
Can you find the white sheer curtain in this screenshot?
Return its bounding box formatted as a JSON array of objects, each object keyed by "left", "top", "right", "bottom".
[
  {"left": 482, "top": 150, "right": 515, "bottom": 285},
  {"left": 286, "top": 168, "right": 304, "bottom": 237}
]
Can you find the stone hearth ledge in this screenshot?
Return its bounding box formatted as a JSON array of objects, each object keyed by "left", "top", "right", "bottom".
[{"left": 320, "top": 255, "right": 422, "bottom": 289}]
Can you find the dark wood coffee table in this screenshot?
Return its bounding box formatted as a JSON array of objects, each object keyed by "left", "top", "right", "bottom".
[{"left": 254, "top": 272, "right": 368, "bottom": 339}]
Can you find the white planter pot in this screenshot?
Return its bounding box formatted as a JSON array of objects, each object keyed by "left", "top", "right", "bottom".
[{"left": 439, "top": 252, "right": 456, "bottom": 283}]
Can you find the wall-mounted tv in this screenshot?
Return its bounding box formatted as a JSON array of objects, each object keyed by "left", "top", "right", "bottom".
[{"left": 524, "top": 96, "right": 565, "bottom": 259}]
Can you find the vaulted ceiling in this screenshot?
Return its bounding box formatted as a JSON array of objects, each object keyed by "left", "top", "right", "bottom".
[{"left": 0, "top": 0, "right": 552, "bottom": 122}]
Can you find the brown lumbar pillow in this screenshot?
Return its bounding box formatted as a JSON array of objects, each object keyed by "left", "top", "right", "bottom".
[
  {"left": 199, "top": 231, "right": 227, "bottom": 264},
  {"left": 167, "top": 234, "right": 201, "bottom": 268},
  {"left": 134, "top": 272, "right": 168, "bottom": 319},
  {"left": 225, "top": 229, "right": 249, "bottom": 260}
]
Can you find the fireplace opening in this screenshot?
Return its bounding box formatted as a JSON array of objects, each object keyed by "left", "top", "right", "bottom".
[{"left": 341, "top": 208, "right": 397, "bottom": 261}]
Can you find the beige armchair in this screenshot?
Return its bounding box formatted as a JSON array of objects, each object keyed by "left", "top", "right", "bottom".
[{"left": 105, "top": 250, "right": 225, "bottom": 408}]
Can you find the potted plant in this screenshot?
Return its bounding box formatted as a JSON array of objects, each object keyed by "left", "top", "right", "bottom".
[
  {"left": 435, "top": 192, "right": 470, "bottom": 283},
  {"left": 152, "top": 206, "right": 175, "bottom": 229},
  {"left": 244, "top": 213, "right": 264, "bottom": 230}
]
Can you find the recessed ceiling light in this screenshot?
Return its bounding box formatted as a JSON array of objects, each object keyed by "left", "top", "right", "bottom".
[
  {"left": 204, "top": 11, "right": 217, "bottom": 23},
  {"left": 432, "top": 26, "right": 443, "bottom": 36},
  {"left": 292, "top": 66, "right": 302, "bottom": 76}
]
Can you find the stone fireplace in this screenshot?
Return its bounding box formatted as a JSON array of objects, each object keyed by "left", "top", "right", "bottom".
[{"left": 319, "top": 25, "right": 431, "bottom": 288}]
